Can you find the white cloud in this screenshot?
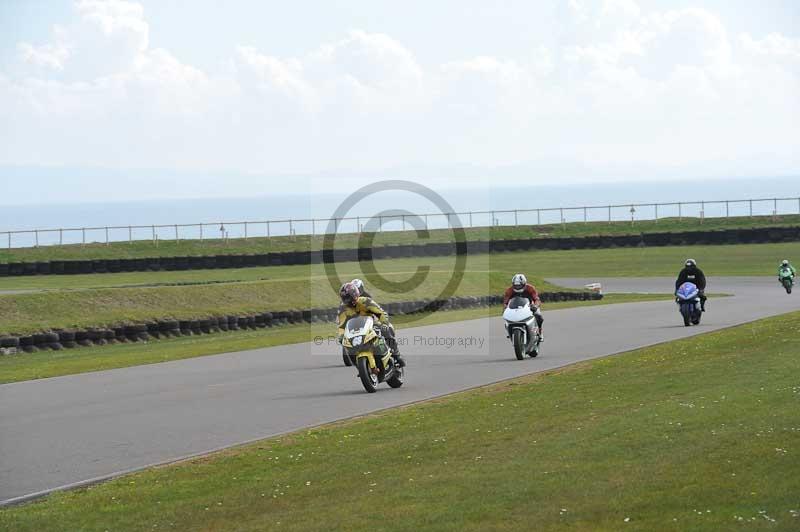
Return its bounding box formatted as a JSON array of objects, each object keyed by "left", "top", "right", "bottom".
[{"left": 1, "top": 0, "right": 798, "bottom": 181}]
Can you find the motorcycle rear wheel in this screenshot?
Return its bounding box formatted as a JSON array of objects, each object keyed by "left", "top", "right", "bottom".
[{"left": 342, "top": 347, "right": 353, "bottom": 367}]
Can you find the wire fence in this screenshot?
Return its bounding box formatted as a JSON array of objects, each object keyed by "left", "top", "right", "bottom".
[{"left": 3, "top": 196, "right": 800, "bottom": 249}]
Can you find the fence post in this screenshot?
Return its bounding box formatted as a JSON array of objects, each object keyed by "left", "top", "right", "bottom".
[
  {"left": 700, "top": 202, "right": 705, "bottom": 224},
  {"left": 356, "top": 217, "right": 361, "bottom": 233},
  {"left": 537, "top": 209, "right": 541, "bottom": 225},
  {"left": 35, "top": 230, "right": 39, "bottom": 248},
  {"left": 583, "top": 207, "right": 587, "bottom": 224},
  {"left": 514, "top": 210, "right": 518, "bottom": 226},
  {"left": 244, "top": 222, "right": 248, "bottom": 240},
  {"left": 7, "top": 232, "right": 10, "bottom": 250},
  {"left": 199, "top": 224, "right": 203, "bottom": 242},
  {"left": 654, "top": 204, "right": 658, "bottom": 223},
  {"left": 128, "top": 226, "right": 132, "bottom": 245},
  {"left": 749, "top": 200, "right": 753, "bottom": 218},
  {"left": 424, "top": 215, "right": 428, "bottom": 230},
  {"left": 469, "top": 212, "right": 473, "bottom": 228},
  {"left": 151, "top": 225, "right": 155, "bottom": 244},
  {"left": 560, "top": 208, "right": 564, "bottom": 229},
  {"left": 774, "top": 198, "right": 778, "bottom": 217},
  {"left": 678, "top": 203, "right": 682, "bottom": 221},
  {"left": 82, "top": 228, "right": 86, "bottom": 247},
  {"left": 175, "top": 224, "right": 179, "bottom": 242},
  {"left": 59, "top": 228, "right": 63, "bottom": 246},
  {"left": 491, "top": 211, "right": 496, "bottom": 227},
  {"left": 401, "top": 215, "right": 405, "bottom": 231},
  {"left": 105, "top": 227, "right": 109, "bottom": 246},
  {"left": 289, "top": 219, "right": 294, "bottom": 236},
  {"left": 608, "top": 205, "right": 611, "bottom": 223},
  {"left": 725, "top": 201, "right": 729, "bottom": 218}
]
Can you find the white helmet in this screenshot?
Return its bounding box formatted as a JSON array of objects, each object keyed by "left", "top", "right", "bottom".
[
  {"left": 782, "top": 259, "right": 789, "bottom": 266},
  {"left": 351, "top": 278, "right": 365, "bottom": 292},
  {"left": 685, "top": 259, "right": 697, "bottom": 267},
  {"left": 511, "top": 273, "right": 527, "bottom": 293}
]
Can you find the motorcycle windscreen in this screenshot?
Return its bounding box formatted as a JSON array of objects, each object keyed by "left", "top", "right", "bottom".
[
  {"left": 507, "top": 296, "right": 531, "bottom": 309},
  {"left": 676, "top": 282, "right": 699, "bottom": 299},
  {"left": 345, "top": 315, "right": 373, "bottom": 335}
]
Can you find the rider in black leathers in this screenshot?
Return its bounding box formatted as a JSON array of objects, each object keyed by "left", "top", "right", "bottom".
[{"left": 675, "top": 259, "right": 707, "bottom": 311}]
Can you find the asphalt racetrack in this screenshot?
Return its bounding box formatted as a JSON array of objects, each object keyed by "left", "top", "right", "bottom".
[{"left": 2, "top": 277, "right": 798, "bottom": 505}]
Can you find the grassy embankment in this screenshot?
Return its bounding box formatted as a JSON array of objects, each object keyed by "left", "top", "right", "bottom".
[
  {"left": 0, "top": 242, "right": 795, "bottom": 335},
  {"left": 2, "top": 311, "right": 798, "bottom": 531},
  {"left": 0, "top": 294, "right": 661, "bottom": 384},
  {"left": 2, "top": 214, "right": 798, "bottom": 263}
]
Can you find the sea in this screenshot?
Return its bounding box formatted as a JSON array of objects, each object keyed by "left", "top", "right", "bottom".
[{"left": 1, "top": 176, "right": 798, "bottom": 248}]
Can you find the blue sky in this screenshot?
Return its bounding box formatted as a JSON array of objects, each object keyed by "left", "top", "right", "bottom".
[{"left": 0, "top": 1, "right": 798, "bottom": 203}]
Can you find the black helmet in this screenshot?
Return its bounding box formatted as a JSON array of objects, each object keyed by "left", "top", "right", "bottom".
[{"left": 340, "top": 282, "right": 360, "bottom": 306}]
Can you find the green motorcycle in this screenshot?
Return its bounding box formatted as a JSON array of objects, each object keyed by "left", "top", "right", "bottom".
[{"left": 779, "top": 269, "right": 794, "bottom": 294}]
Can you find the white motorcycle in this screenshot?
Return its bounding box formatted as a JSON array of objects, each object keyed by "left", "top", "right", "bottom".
[{"left": 502, "top": 296, "right": 541, "bottom": 360}]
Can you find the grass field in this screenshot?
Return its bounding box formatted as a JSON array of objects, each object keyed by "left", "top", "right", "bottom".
[
  {"left": 2, "top": 310, "right": 797, "bottom": 531},
  {"left": 2, "top": 214, "right": 798, "bottom": 263},
  {"left": 0, "top": 294, "right": 664, "bottom": 384},
  {"left": 1, "top": 242, "right": 796, "bottom": 335}
]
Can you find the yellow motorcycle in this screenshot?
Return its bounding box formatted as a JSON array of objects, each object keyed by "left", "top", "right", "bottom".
[{"left": 341, "top": 315, "right": 404, "bottom": 393}]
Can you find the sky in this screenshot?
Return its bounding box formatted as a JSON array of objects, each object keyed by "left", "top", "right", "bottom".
[{"left": 0, "top": 0, "right": 798, "bottom": 203}]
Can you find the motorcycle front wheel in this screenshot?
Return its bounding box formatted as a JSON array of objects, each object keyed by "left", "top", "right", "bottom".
[
  {"left": 512, "top": 329, "right": 525, "bottom": 360},
  {"left": 357, "top": 356, "right": 379, "bottom": 393},
  {"left": 342, "top": 347, "right": 353, "bottom": 366}
]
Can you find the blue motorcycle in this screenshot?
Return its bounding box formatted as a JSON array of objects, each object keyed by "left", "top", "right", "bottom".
[{"left": 676, "top": 282, "right": 702, "bottom": 326}]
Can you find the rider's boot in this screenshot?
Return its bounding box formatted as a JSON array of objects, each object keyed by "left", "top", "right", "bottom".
[{"left": 388, "top": 338, "right": 406, "bottom": 367}]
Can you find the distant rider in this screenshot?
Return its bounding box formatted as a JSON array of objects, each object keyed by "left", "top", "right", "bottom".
[
  {"left": 337, "top": 282, "right": 405, "bottom": 367},
  {"left": 503, "top": 273, "right": 544, "bottom": 340},
  {"left": 351, "top": 278, "right": 371, "bottom": 299},
  {"left": 778, "top": 259, "right": 796, "bottom": 282},
  {"left": 675, "top": 259, "right": 707, "bottom": 311}
]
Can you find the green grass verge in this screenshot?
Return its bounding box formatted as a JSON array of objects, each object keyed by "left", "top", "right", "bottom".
[
  {"left": 1, "top": 242, "right": 796, "bottom": 335},
  {"left": 2, "top": 214, "right": 798, "bottom": 263},
  {"left": 0, "top": 294, "right": 663, "bottom": 384},
  {"left": 3, "top": 310, "right": 798, "bottom": 531}
]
